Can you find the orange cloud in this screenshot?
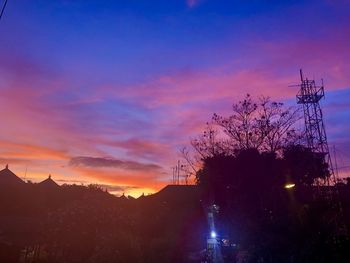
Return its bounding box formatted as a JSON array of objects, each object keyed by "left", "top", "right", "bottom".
[
  {"left": 0, "top": 141, "right": 69, "bottom": 161},
  {"left": 70, "top": 166, "right": 165, "bottom": 193}
]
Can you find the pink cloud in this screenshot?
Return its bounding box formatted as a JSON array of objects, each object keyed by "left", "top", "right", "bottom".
[
  {"left": 105, "top": 69, "right": 295, "bottom": 111},
  {"left": 0, "top": 52, "right": 173, "bottom": 188},
  {"left": 109, "top": 138, "right": 173, "bottom": 161}
]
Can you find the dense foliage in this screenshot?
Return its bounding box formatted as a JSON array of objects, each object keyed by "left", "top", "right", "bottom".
[{"left": 190, "top": 95, "right": 349, "bottom": 262}]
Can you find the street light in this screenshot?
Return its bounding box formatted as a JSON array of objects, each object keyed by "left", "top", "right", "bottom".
[{"left": 284, "top": 183, "right": 295, "bottom": 189}]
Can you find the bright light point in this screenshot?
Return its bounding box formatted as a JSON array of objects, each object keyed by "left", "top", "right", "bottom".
[
  {"left": 210, "top": 231, "right": 217, "bottom": 238},
  {"left": 284, "top": 183, "right": 295, "bottom": 189}
]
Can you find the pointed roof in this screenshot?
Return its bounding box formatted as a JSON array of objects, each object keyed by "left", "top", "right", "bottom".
[
  {"left": 38, "top": 175, "right": 59, "bottom": 188},
  {"left": 152, "top": 185, "right": 200, "bottom": 202},
  {"left": 137, "top": 193, "right": 146, "bottom": 199},
  {"left": 127, "top": 195, "right": 136, "bottom": 200},
  {"left": 119, "top": 193, "right": 128, "bottom": 201},
  {"left": 0, "top": 165, "right": 25, "bottom": 186}
]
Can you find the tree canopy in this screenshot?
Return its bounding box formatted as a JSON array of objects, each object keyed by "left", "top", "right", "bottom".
[
  {"left": 187, "top": 95, "right": 347, "bottom": 262},
  {"left": 188, "top": 94, "right": 330, "bottom": 189}
]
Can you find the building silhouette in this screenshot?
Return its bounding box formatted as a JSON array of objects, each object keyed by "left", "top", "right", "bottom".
[{"left": 0, "top": 164, "right": 25, "bottom": 187}]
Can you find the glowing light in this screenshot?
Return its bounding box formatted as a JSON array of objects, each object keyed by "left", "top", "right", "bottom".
[
  {"left": 284, "top": 183, "right": 295, "bottom": 189},
  {"left": 210, "top": 231, "right": 217, "bottom": 238}
]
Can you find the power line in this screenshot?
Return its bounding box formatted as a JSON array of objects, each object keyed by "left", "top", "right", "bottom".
[
  {"left": 338, "top": 165, "right": 350, "bottom": 170},
  {"left": 336, "top": 147, "right": 350, "bottom": 160},
  {"left": 0, "top": 0, "right": 8, "bottom": 21},
  {"left": 333, "top": 147, "right": 350, "bottom": 170}
]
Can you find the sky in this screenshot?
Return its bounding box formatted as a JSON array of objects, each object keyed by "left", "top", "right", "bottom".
[{"left": 0, "top": 0, "right": 349, "bottom": 196}]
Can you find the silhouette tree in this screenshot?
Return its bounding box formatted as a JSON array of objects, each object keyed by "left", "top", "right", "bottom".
[
  {"left": 192, "top": 95, "right": 333, "bottom": 193},
  {"left": 195, "top": 146, "right": 337, "bottom": 262},
  {"left": 283, "top": 144, "right": 330, "bottom": 186},
  {"left": 191, "top": 123, "right": 229, "bottom": 158},
  {"left": 196, "top": 145, "right": 332, "bottom": 208},
  {"left": 189, "top": 94, "right": 338, "bottom": 262},
  {"left": 191, "top": 94, "right": 302, "bottom": 160}
]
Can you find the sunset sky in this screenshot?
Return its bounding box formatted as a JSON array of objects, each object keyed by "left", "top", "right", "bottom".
[{"left": 0, "top": 0, "right": 349, "bottom": 196}]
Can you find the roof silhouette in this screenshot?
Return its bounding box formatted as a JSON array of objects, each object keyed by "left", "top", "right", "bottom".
[
  {"left": 118, "top": 193, "right": 129, "bottom": 202},
  {"left": 0, "top": 164, "right": 25, "bottom": 186},
  {"left": 38, "top": 175, "right": 59, "bottom": 188},
  {"left": 150, "top": 185, "right": 201, "bottom": 202}
]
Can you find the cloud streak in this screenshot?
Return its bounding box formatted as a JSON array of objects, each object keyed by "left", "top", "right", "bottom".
[{"left": 69, "top": 156, "right": 162, "bottom": 172}]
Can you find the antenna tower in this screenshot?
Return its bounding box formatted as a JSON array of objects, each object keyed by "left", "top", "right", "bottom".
[
  {"left": 296, "top": 69, "right": 336, "bottom": 185},
  {"left": 172, "top": 160, "right": 189, "bottom": 185},
  {"left": 172, "top": 160, "right": 181, "bottom": 185},
  {"left": 296, "top": 69, "right": 348, "bottom": 238}
]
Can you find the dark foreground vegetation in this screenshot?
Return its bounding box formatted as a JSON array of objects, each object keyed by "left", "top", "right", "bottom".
[
  {"left": 195, "top": 148, "right": 350, "bottom": 262},
  {"left": 1, "top": 168, "right": 350, "bottom": 263}
]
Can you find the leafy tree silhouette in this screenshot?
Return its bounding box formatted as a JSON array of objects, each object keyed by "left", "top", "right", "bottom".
[{"left": 189, "top": 94, "right": 347, "bottom": 262}]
